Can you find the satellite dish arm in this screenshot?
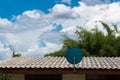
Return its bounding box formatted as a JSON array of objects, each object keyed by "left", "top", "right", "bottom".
[{"left": 73, "top": 57, "right": 76, "bottom": 72}]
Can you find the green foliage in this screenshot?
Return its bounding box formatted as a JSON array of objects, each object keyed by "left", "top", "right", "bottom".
[
  {"left": 0, "top": 74, "right": 12, "bottom": 80},
  {"left": 13, "top": 53, "right": 21, "bottom": 57},
  {"left": 45, "top": 50, "right": 65, "bottom": 57},
  {"left": 45, "top": 37, "right": 79, "bottom": 57},
  {"left": 45, "top": 22, "right": 120, "bottom": 57}
]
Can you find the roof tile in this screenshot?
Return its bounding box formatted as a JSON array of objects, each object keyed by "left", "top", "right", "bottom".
[{"left": 0, "top": 57, "right": 120, "bottom": 70}]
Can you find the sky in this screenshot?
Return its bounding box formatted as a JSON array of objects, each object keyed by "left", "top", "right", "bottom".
[{"left": 0, "top": 0, "right": 120, "bottom": 60}]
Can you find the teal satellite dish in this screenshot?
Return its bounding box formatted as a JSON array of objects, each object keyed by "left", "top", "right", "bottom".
[{"left": 65, "top": 47, "right": 83, "bottom": 64}]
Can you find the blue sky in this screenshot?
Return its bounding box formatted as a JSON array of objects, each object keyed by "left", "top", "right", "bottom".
[
  {"left": 0, "top": 0, "right": 79, "bottom": 19},
  {"left": 0, "top": 0, "right": 120, "bottom": 60},
  {"left": 0, "top": 0, "right": 118, "bottom": 19}
]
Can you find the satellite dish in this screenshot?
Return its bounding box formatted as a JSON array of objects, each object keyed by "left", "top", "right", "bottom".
[{"left": 65, "top": 47, "right": 83, "bottom": 72}]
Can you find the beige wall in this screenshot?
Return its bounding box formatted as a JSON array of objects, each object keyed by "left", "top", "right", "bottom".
[
  {"left": 11, "top": 74, "right": 85, "bottom": 80},
  {"left": 62, "top": 74, "right": 85, "bottom": 80},
  {"left": 11, "top": 74, "right": 25, "bottom": 80}
]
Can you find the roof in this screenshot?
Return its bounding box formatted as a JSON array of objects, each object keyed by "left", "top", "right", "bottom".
[{"left": 0, "top": 56, "right": 120, "bottom": 69}]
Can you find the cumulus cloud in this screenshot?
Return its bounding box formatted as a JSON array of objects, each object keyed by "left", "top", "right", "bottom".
[
  {"left": 50, "top": 4, "right": 72, "bottom": 18},
  {"left": 24, "top": 42, "right": 63, "bottom": 57},
  {"left": 81, "top": 0, "right": 105, "bottom": 5},
  {"left": 23, "top": 10, "right": 43, "bottom": 19},
  {"left": 16, "top": 10, "right": 51, "bottom": 31},
  {"left": 62, "top": 0, "right": 71, "bottom": 4},
  {"left": 0, "top": 18, "right": 13, "bottom": 27},
  {"left": 81, "top": 0, "right": 120, "bottom": 5},
  {"left": 40, "top": 32, "right": 65, "bottom": 44},
  {"left": 0, "top": 2, "right": 120, "bottom": 60},
  {"left": 0, "top": 42, "right": 12, "bottom": 60},
  {"left": 0, "top": 18, "right": 14, "bottom": 33}
]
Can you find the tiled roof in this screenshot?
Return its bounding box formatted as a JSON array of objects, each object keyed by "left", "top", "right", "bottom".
[{"left": 0, "top": 57, "right": 120, "bottom": 69}]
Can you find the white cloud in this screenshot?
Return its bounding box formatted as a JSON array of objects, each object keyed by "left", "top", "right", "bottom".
[
  {"left": 40, "top": 32, "right": 65, "bottom": 44},
  {"left": 16, "top": 10, "right": 51, "bottom": 31},
  {"left": 0, "top": 18, "right": 13, "bottom": 27},
  {"left": 50, "top": 4, "right": 73, "bottom": 18},
  {"left": 81, "top": 0, "right": 104, "bottom": 5},
  {"left": 81, "top": 0, "right": 112, "bottom": 5},
  {"left": 62, "top": 0, "right": 71, "bottom": 4},
  {"left": 0, "top": 42, "right": 12, "bottom": 61},
  {"left": 0, "top": 42, "right": 4, "bottom": 48},
  {"left": 0, "top": 2, "right": 120, "bottom": 60},
  {"left": 102, "top": 3, "right": 120, "bottom": 23},
  {"left": 0, "top": 10, "right": 54, "bottom": 60},
  {"left": 0, "top": 18, "right": 14, "bottom": 33},
  {"left": 23, "top": 42, "right": 63, "bottom": 57},
  {"left": 22, "top": 10, "right": 43, "bottom": 19}
]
